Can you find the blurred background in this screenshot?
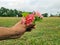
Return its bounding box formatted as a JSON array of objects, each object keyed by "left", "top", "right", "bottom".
[{"left": 0, "top": 0, "right": 60, "bottom": 17}]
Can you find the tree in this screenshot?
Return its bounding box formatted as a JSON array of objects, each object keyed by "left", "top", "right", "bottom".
[
  {"left": 18, "top": 11, "right": 22, "bottom": 17},
  {"left": 50, "top": 14, "right": 54, "bottom": 17},
  {"left": 59, "top": 14, "right": 60, "bottom": 17},
  {"left": 14, "top": 9, "right": 18, "bottom": 16},
  {"left": 42, "top": 13, "right": 48, "bottom": 17},
  {"left": 6, "top": 9, "right": 16, "bottom": 17}
]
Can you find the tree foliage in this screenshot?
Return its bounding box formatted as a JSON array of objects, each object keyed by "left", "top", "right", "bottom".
[
  {"left": 0, "top": 7, "right": 31, "bottom": 17},
  {"left": 42, "top": 13, "right": 48, "bottom": 17},
  {"left": 0, "top": 7, "right": 22, "bottom": 17}
]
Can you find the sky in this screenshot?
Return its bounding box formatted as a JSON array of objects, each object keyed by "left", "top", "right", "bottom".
[{"left": 0, "top": 0, "right": 60, "bottom": 14}]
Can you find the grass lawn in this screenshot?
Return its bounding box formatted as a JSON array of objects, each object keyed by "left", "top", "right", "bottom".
[{"left": 0, "top": 17, "right": 60, "bottom": 45}]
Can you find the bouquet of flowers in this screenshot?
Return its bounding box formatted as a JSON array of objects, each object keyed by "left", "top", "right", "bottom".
[{"left": 22, "top": 11, "right": 43, "bottom": 26}]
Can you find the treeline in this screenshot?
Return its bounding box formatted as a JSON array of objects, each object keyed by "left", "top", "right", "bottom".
[
  {"left": 1, "top": 7, "right": 60, "bottom": 17},
  {"left": 0, "top": 7, "right": 31, "bottom": 17},
  {"left": 50, "top": 14, "right": 60, "bottom": 17},
  {"left": 0, "top": 7, "right": 48, "bottom": 17},
  {"left": 0, "top": 7, "right": 23, "bottom": 17}
]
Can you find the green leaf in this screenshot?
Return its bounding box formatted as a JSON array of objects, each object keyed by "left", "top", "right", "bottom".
[{"left": 22, "top": 12, "right": 29, "bottom": 17}]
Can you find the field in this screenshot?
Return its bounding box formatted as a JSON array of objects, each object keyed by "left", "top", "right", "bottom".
[{"left": 0, "top": 17, "right": 60, "bottom": 45}]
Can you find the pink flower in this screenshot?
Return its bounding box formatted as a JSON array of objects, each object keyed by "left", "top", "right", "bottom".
[
  {"left": 35, "top": 11, "right": 43, "bottom": 18},
  {"left": 25, "top": 14, "right": 35, "bottom": 26}
]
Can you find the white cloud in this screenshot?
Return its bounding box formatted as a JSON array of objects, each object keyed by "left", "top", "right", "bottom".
[{"left": 0, "top": 0, "right": 60, "bottom": 14}]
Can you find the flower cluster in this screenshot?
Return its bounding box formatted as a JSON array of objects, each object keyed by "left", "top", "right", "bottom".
[
  {"left": 21, "top": 11, "right": 43, "bottom": 26},
  {"left": 25, "top": 14, "right": 35, "bottom": 26}
]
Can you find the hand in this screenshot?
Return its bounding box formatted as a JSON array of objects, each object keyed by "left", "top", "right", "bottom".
[
  {"left": 26, "top": 24, "right": 35, "bottom": 32},
  {"left": 21, "top": 17, "right": 35, "bottom": 32}
]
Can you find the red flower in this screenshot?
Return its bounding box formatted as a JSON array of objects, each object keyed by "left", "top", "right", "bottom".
[{"left": 25, "top": 14, "right": 35, "bottom": 26}]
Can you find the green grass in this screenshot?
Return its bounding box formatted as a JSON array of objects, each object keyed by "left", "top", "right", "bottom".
[{"left": 0, "top": 17, "right": 60, "bottom": 45}]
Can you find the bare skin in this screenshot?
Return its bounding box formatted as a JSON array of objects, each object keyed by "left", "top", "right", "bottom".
[{"left": 0, "top": 20, "right": 35, "bottom": 40}]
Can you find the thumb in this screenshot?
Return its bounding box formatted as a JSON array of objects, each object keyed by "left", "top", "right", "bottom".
[{"left": 21, "top": 17, "right": 26, "bottom": 24}]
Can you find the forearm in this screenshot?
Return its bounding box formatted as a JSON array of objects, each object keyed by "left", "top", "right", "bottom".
[
  {"left": 0, "top": 20, "right": 34, "bottom": 40},
  {"left": 0, "top": 27, "right": 26, "bottom": 40}
]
